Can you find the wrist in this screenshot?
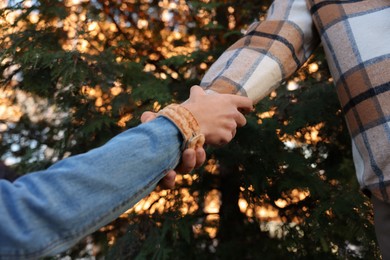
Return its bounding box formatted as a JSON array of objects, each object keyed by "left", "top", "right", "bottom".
[{"left": 157, "top": 104, "right": 205, "bottom": 150}]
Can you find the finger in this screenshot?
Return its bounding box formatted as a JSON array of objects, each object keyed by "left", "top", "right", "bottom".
[
  {"left": 159, "top": 170, "right": 176, "bottom": 189},
  {"left": 218, "top": 131, "right": 233, "bottom": 146},
  {"left": 238, "top": 106, "right": 254, "bottom": 114},
  {"left": 233, "top": 111, "right": 247, "bottom": 127},
  {"left": 189, "top": 85, "right": 206, "bottom": 99},
  {"left": 228, "top": 95, "right": 254, "bottom": 113},
  {"left": 176, "top": 149, "right": 196, "bottom": 173},
  {"left": 141, "top": 111, "right": 157, "bottom": 123},
  {"left": 232, "top": 128, "right": 237, "bottom": 138},
  {"left": 195, "top": 147, "right": 206, "bottom": 168}
]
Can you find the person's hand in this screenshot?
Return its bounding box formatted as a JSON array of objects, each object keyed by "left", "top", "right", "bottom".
[
  {"left": 181, "top": 86, "right": 253, "bottom": 146},
  {"left": 141, "top": 111, "right": 206, "bottom": 189},
  {"left": 141, "top": 87, "right": 253, "bottom": 146},
  {"left": 143, "top": 87, "right": 253, "bottom": 146},
  {"left": 141, "top": 86, "right": 253, "bottom": 189},
  {"left": 157, "top": 148, "right": 206, "bottom": 189}
]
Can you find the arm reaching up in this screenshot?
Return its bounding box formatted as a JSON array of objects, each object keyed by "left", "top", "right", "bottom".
[
  {"left": 144, "top": 0, "right": 319, "bottom": 176},
  {"left": 201, "top": 0, "right": 319, "bottom": 103},
  {"left": 0, "top": 86, "right": 252, "bottom": 259}
]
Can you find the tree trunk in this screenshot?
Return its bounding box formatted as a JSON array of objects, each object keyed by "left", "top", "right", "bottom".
[{"left": 217, "top": 162, "right": 245, "bottom": 242}]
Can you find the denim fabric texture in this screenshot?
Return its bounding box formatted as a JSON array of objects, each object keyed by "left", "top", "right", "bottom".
[{"left": 0, "top": 117, "right": 182, "bottom": 259}]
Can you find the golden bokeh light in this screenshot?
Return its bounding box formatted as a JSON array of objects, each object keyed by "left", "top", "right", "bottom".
[
  {"left": 0, "top": 89, "right": 22, "bottom": 122},
  {"left": 204, "top": 189, "right": 221, "bottom": 214},
  {"left": 0, "top": 0, "right": 327, "bottom": 250},
  {"left": 204, "top": 214, "right": 219, "bottom": 238},
  {"left": 278, "top": 122, "right": 326, "bottom": 147},
  {"left": 308, "top": 62, "right": 319, "bottom": 74},
  {"left": 257, "top": 107, "right": 276, "bottom": 124},
  {"left": 204, "top": 158, "right": 220, "bottom": 174}
]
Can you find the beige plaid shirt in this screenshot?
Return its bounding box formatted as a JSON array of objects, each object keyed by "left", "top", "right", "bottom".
[{"left": 200, "top": 0, "right": 390, "bottom": 202}]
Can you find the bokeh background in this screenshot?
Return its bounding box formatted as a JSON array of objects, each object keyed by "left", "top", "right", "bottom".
[{"left": 0, "top": 0, "right": 380, "bottom": 259}]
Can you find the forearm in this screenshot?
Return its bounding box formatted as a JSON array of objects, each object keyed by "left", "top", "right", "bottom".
[
  {"left": 0, "top": 117, "right": 182, "bottom": 259},
  {"left": 201, "top": 0, "right": 319, "bottom": 103}
]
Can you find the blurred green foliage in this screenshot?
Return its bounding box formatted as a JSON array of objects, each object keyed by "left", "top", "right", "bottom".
[{"left": 0, "top": 0, "right": 379, "bottom": 259}]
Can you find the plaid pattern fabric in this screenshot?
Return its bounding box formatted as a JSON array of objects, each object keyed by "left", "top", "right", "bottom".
[
  {"left": 201, "top": 0, "right": 318, "bottom": 103},
  {"left": 200, "top": 0, "right": 390, "bottom": 202}
]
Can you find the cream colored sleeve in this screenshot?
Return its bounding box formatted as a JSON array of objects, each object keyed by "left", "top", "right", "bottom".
[{"left": 200, "top": 0, "right": 319, "bottom": 103}]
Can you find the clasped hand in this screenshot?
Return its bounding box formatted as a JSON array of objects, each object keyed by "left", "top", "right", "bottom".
[{"left": 141, "top": 86, "right": 253, "bottom": 189}]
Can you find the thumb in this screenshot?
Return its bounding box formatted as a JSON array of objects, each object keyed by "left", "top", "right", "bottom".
[
  {"left": 189, "top": 85, "right": 206, "bottom": 99},
  {"left": 141, "top": 111, "right": 157, "bottom": 123}
]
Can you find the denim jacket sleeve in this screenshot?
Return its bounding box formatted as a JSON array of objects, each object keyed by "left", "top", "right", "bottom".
[{"left": 0, "top": 117, "right": 182, "bottom": 259}]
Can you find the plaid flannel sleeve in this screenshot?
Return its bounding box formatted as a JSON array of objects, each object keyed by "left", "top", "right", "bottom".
[
  {"left": 306, "top": 0, "right": 390, "bottom": 202},
  {"left": 201, "top": 0, "right": 390, "bottom": 203},
  {"left": 200, "top": 0, "right": 320, "bottom": 103}
]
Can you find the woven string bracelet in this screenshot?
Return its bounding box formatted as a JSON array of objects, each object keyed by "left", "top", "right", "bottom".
[{"left": 157, "top": 104, "right": 205, "bottom": 150}]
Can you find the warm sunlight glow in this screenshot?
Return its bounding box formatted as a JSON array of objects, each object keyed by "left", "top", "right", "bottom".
[
  {"left": 153, "top": 101, "right": 162, "bottom": 112},
  {"left": 204, "top": 189, "right": 221, "bottom": 214},
  {"left": 110, "top": 84, "right": 122, "bottom": 97},
  {"left": 117, "top": 114, "right": 133, "bottom": 128},
  {"left": 287, "top": 80, "right": 299, "bottom": 91},
  {"left": 257, "top": 108, "right": 276, "bottom": 124},
  {"left": 204, "top": 159, "right": 219, "bottom": 174},
  {"left": 238, "top": 198, "right": 248, "bottom": 212},
  {"left": 204, "top": 214, "right": 219, "bottom": 239},
  {"left": 238, "top": 194, "right": 281, "bottom": 222},
  {"left": 308, "top": 63, "right": 319, "bottom": 73},
  {"left": 278, "top": 122, "right": 326, "bottom": 147},
  {"left": 256, "top": 205, "right": 279, "bottom": 219},
  {"left": 0, "top": 1, "right": 328, "bottom": 255},
  {"left": 274, "top": 199, "right": 288, "bottom": 208},
  {"left": 0, "top": 89, "right": 22, "bottom": 122}
]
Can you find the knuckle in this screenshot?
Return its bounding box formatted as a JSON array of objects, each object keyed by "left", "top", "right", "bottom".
[
  {"left": 228, "top": 120, "right": 237, "bottom": 130},
  {"left": 219, "top": 135, "right": 231, "bottom": 145}
]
